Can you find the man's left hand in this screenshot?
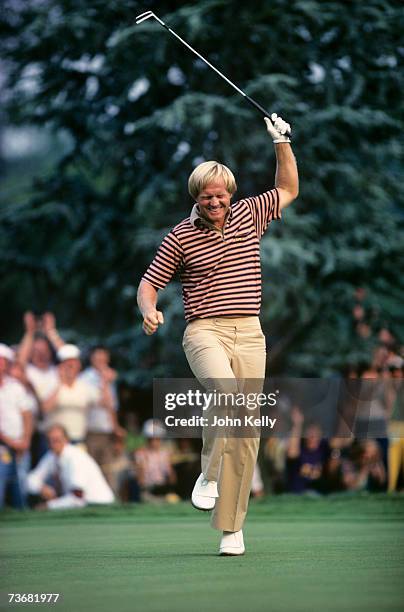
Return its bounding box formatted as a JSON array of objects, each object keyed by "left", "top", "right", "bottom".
[{"left": 265, "top": 113, "right": 291, "bottom": 143}]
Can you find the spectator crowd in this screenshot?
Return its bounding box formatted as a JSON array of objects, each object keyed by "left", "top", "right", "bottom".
[{"left": 0, "top": 294, "right": 403, "bottom": 511}]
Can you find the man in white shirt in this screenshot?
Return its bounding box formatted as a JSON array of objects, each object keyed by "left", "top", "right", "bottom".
[
  {"left": 0, "top": 344, "right": 33, "bottom": 508},
  {"left": 42, "top": 344, "right": 114, "bottom": 444},
  {"left": 27, "top": 424, "right": 115, "bottom": 509},
  {"left": 17, "top": 312, "right": 63, "bottom": 462},
  {"left": 9, "top": 360, "right": 39, "bottom": 420},
  {"left": 18, "top": 312, "right": 62, "bottom": 403},
  {"left": 80, "top": 346, "right": 124, "bottom": 484}
]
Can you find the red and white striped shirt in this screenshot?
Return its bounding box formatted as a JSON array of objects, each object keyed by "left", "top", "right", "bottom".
[{"left": 142, "top": 189, "right": 281, "bottom": 321}]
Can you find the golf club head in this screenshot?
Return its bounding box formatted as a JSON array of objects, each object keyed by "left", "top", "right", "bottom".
[{"left": 135, "top": 11, "right": 155, "bottom": 25}]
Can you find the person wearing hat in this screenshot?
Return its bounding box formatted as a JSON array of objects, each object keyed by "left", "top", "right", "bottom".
[
  {"left": 41, "top": 344, "right": 114, "bottom": 446},
  {"left": 0, "top": 343, "right": 33, "bottom": 508}
]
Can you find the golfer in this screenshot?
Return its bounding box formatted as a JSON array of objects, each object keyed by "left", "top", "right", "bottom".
[{"left": 137, "top": 114, "right": 298, "bottom": 555}]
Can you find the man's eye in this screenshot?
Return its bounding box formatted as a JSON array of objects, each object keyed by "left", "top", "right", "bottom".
[{"left": 201, "top": 195, "right": 225, "bottom": 200}]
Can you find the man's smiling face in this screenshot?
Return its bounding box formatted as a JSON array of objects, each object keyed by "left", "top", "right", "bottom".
[{"left": 196, "top": 179, "right": 232, "bottom": 229}]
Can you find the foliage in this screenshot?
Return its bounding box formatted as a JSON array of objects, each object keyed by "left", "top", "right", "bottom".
[{"left": 0, "top": 0, "right": 403, "bottom": 383}]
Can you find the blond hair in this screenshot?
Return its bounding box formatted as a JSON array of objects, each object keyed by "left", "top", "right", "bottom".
[{"left": 188, "top": 161, "right": 237, "bottom": 200}]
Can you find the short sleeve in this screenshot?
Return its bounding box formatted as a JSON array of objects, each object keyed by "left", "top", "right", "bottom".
[
  {"left": 23, "top": 392, "right": 37, "bottom": 414},
  {"left": 142, "top": 232, "right": 184, "bottom": 290},
  {"left": 243, "top": 188, "right": 281, "bottom": 238},
  {"left": 13, "top": 381, "right": 32, "bottom": 413}
]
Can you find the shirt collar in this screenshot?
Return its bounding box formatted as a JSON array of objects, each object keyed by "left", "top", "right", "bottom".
[
  {"left": 56, "top": 444, "right": 74, "bottom": 461},
  {"left": 190, "top": 204, "right": 233, "bottom": 231}
]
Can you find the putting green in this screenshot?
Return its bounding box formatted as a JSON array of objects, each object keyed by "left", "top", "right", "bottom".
[{"left": 1, "top": 495, "right": 403, "bottom": 612}]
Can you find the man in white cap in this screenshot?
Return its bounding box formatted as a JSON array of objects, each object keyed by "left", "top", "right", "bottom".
[
  {"left": 27, "top": 423, "right": 114, "bottom": 509},
  {"left": 0, "top": 343, "right": 33, "bottom": 508},
  {"left": 41, "top": 344, "right": 114, "bottom": 445}
]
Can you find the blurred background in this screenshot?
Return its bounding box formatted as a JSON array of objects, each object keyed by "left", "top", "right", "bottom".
[
  {"left": 0, "top": 0, "right": 404, "bottom": 512},
  {"left": 1, "top": 0, "right": 403, "bottom": 381},
  {"left": 0, "top": 11, "right": 404, "bottom": 611}
]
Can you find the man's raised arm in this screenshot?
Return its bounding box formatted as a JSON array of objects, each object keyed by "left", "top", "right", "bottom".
[{"left": 265, "top": 114, "right": 299, "bottom": 210}]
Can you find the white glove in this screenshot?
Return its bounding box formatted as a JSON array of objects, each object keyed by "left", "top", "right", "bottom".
[{"left": 264, "top": 113, "right": 291, "bottom": 144}]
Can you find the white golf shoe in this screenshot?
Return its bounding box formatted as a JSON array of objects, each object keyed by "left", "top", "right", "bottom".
[
  {"left": 219, "top": 530, "right": 245, "bottom": 556},
  {"left": 191, "top": 473, "right": 219, "bottom": 511}
]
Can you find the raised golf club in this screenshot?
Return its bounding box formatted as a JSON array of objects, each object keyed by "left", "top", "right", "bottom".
[{"left": 135, "top": 10, "right": 289, "bottom": 134}]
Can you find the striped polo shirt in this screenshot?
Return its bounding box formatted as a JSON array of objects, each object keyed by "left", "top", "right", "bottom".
[{"left": 142, "top": 188, "right": 281, "bottom": 321}]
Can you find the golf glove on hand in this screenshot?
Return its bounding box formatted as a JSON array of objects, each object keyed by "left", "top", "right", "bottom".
[{"left": 265, "top": 113, "right": 291, "bottom": 143}]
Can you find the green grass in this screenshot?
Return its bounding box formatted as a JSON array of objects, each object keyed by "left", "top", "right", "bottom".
[{"left": 1, "top": 495, "right": 404, "bottom": 612}]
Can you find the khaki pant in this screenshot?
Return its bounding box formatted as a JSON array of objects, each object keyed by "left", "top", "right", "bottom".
[{"left": 183, "top": 316, "right": 266, "bottom": 532}]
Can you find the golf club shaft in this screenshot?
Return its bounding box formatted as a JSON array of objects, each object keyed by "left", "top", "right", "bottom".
[{"left": 143, "top": 13, "right": 273, "bottom": 122}]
